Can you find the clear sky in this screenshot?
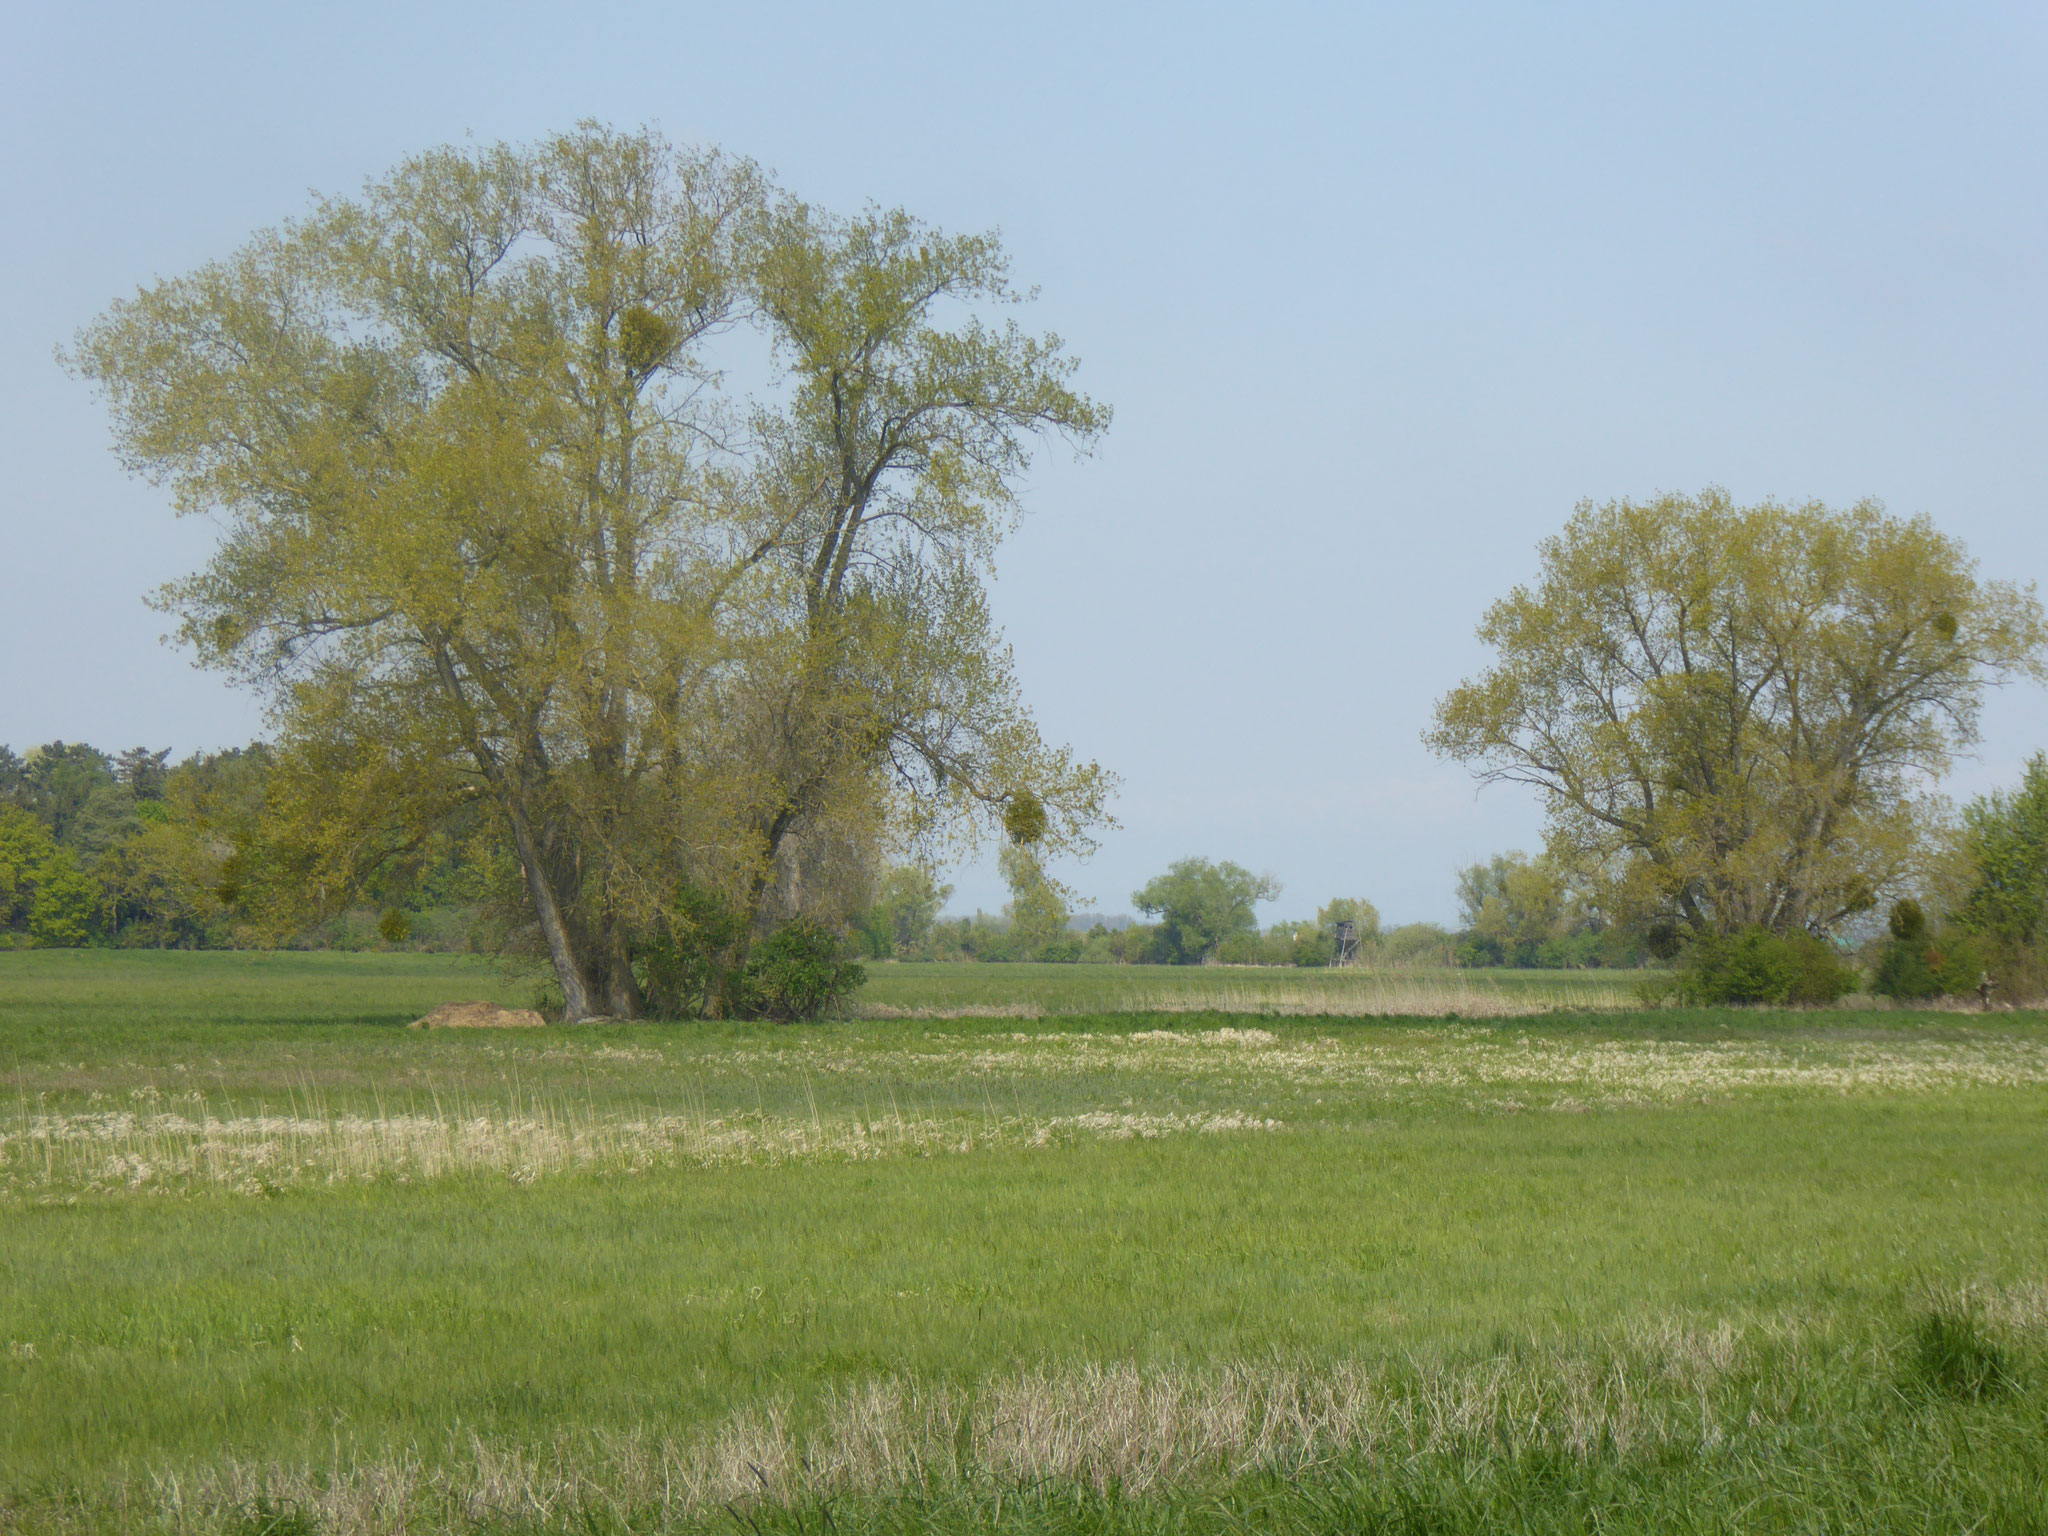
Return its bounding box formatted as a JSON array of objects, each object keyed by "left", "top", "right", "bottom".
[{"left": 4, "top": 2, "right": 2045, "bottom": 924}]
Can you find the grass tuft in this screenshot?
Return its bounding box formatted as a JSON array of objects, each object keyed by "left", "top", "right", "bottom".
[{"left": 1909, "top": 1301, "right": 2012, "bottom": 1402}]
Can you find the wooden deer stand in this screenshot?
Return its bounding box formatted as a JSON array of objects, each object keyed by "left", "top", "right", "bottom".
[{"left": 1333, "top": 920, "right": 1360, "bottom": 967}]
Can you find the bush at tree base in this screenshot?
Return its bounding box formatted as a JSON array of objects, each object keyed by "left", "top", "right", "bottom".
[
  {"left": 638, "top": 886, "right": 749, "bottom": 1019},
  {"left": 739, "top": 918, "right": 867, "bottom": 1021},
  {"left": 637, "top": 893, "right": 862, "bottom": 1021},
  {"left": 1676, "top": 927, "right": 1858, "bottom": 1006}
]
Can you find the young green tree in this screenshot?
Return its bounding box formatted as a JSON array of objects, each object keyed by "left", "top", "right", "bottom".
[
  {"left": 70, "top": 126, "right": 1113, "bottom": 1020},
  {"left": 1315, "top": 897, "right": 1381, "bottom": 940},
  {"left": 999, "top": 844, "right": 1071, "bottom": 957},
  {"left": 1132, "top": 858, "right": 1281, "bottom": 963},
  {"left": 854, "top": 863, "right": 952, "bottom": 957},
  {"left": 1427, "top": 490, "right": 2047, "bottom": 937},
  {"left": 0, "top": 808, "right": 96, "bottom": 948},
  {"left": 1953, "top": 752, "right": 2048, "bottom": 950},
  {"left": 1454, "top": 852, "right": 1568, "bottom": 945}
]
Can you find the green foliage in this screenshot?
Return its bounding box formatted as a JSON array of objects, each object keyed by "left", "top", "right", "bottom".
[
  {"left": 0, "top": 809, "right": 97, "bottom": 949},
  {"left": 852, "top": 865, "right": 953, "bottom": 958},
  {"left": 1876, "top": 927, "right": 1990, "bottom": 1002},
  {"left": 1450, "top": 851, "right": 1626, "bottom": 967},
  {"left": 1943, "top": 752, "right": 2048, "bottom": 998},
  {"left": 5, "top": 812, "right": 80, "bottom": 949},
  {"left": 641, "top": 896, "right": 865, "bottom": 1020},
  {"left": 0, "top": 805, "right": 56, "bottom": 933},
  {"left": 1314, "top": 897, "right": 1380, "bottom": 963},
  {"left": 998, "top": 845, "right": 1070, "bottom": 959},
  {"left": 1874, "top": 938, "right": 1937, "bottom": 1000},
  {"left": 1955, "top": 752, "right": 2048, "bottom": 949},
  {"left": 113, "top": 746, "right": 172, "bottom": 801},
  {"left": 1890, "top": 898, "right": 1928, "bottom": 942},
  {"left": 376, "top": 908, "right": 412, "bottom": 944},
  {"left": 24, "top": 848, "right": 95, "bottom": 948},
  {"left": 93, "top": 822, "right": 225, "bottom": 949},
  {"left": 1132, "top": 857, "right": 1280, "bottom": 963},
  {"left": 15, "top": 741, "right": 119, "bottom": 847},
  {"left": 615, "top": 303, "right": 678, "bottom": 375},
  {"left": 1678, "top": 926, "right": 1859, "bottom": 1006},
  {"left": 639, "top": 886, "right": 750, "bottom": 1020},
  {"left": 738, "top": 917, "right": 867, "bottom": 1021}
]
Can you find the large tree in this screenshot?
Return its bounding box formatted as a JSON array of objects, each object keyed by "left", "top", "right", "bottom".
[
  {"left": 70, "top": 125, "right": 1111, "bottom": 1018},
  {"left": 1427, "top": 490, "right": 2046, "bottom": 936},
  {"left": 1132, "top": 857, "right": 1280, "bottom": 963}
]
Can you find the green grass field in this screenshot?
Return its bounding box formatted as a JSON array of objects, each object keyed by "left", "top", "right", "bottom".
[{"left": 4, "top": 950, "right": 2047, "bottom": 1533}]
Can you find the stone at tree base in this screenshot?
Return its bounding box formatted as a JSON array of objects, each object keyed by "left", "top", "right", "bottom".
[{"left": 409, "top": 1001, "right": 548, "bottom": 1030}]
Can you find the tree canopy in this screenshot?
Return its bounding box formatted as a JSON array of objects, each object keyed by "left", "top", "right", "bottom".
[
  {"left": 1132, "top": 858, "right": 1280, "bottom": 963},
  {"left": 1426, "top": 489, "right": 2046, "bottom": 936},
  {"left": 69, "top": 124, "right": 1113, "bottom": 1018},
  {"left": 1953, "top": 752, "right": 2048, "bottom": 952}
]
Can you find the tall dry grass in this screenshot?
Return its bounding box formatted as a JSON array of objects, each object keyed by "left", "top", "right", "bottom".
[
  {"left": 103, "top": 1295, "right": 2043, "bottom": 1535},
  {"left": 0, "top": 1093, "right": 1281, "bottom": 1198}
]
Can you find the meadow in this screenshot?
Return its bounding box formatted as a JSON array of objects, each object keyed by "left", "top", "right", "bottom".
[{"left": 3, "top": 950, "right": 2046, "bottom": 1533}]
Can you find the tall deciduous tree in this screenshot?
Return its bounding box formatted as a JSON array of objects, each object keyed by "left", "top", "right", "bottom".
[
  {"left": 70, "top": 125, "right": 1113, "bottom": 1019},
  {"left": 1427, "top": 490, "right": 2047, "bottom": 935}
]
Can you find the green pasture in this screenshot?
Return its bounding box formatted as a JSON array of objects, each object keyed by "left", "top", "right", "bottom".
[{"left": 3, "top": 950, "right": 2047, "bottom": 1533}]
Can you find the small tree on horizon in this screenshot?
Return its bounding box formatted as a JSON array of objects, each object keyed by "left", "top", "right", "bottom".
[{"left": 1132, "top": 857, "right": 1280, "bottom": 963}]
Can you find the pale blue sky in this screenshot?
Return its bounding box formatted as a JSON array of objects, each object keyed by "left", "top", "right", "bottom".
[{"left": 4, "top": 3, "right": 2045, "bottom": 923}]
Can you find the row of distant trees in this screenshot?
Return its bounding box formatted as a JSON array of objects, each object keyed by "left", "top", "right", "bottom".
[
  {"left": 0, "top": 741, "right": 499, "bottom": 953},
  {"left": 47, "top": 118, "right": 2048, "bottom": 1013},
  {"left": 9, "top": 737, "right": 2047, "bottom": 1004},
  {"left": 847, "top": 748, "right": 2048, "bottom": 999}
]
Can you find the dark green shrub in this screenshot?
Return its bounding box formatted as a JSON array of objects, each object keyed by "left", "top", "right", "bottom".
[
  {"left": 638, "top": 885, "right": 747, "bottom": 1019},
  {"left": 1455, "top": 934, "right": 1504, "bottom": 968},
  {"left": 1875, "top": 936, "right": 1940, "bottom": 999},
  {"left": 1874, "top": 896, "right": 1991, "bottom": 1001},
  {"left": 1781, "top": 930, "right": 1860, "bottom": 1004},
  {"left": 740, "top": 918, "right": 866, "bottom": 1021},
  {"left": 1930, "top": 933, "right": 1991, "bottom": 998},
  {"left": 1644, "top": 920, "right": 1683, "bottom": 961},
  {"left": 1679, "top": 927, "right": 1855, "bottom": 1006}
]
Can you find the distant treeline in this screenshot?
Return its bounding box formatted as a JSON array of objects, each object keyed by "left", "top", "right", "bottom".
[
  {"left": 0, "top": 739, "right": 1634, "bottom": 968},
  {"left": 9, "top": 741, "right": 2046, "bottom": 1007},
  {"left": 847, "top": 857, "right": 1656, "bottom": 971},
  {"left": 0, "top": 740, "right": 504, "bottom": 953}
]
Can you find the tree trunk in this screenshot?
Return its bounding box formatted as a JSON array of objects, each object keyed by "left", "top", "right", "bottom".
[{"left": 503, "top": 797, "right": 599, "bottom": 1022}]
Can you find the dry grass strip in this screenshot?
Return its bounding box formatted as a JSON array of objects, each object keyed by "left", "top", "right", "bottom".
[{"left": 112, "top": 1305, "right": 2045, "bottom": 1536}]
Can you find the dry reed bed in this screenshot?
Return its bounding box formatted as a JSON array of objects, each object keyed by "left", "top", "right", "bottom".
[
  {"left": 110, "top": 1292, "right": 2045, "bottom": 1535},
  {"left": 856, "top": 976, "right": 1629, "bottom": 1020},
  {"left": 743, "top": 1026, "right": 2048, "bottom": 1100},
  {"left": 0, "top": 1101, "right": 1282, "bottom": 1199}
]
